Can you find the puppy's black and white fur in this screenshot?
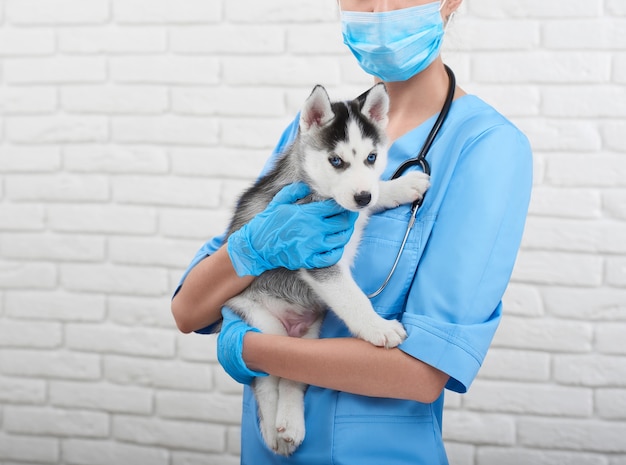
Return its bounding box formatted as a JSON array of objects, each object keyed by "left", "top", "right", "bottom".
[{"left": 225, "top": 84, "right": 430, "bottom": 456}]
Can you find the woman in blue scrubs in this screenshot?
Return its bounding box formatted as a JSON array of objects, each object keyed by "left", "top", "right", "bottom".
[{"left": 172, "top": 0, "right": 533, "bottom": 463}]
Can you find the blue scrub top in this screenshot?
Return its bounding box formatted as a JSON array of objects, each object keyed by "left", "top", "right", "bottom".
[{"left": 176, "top": 94, "right": 533, "bottom": 464}]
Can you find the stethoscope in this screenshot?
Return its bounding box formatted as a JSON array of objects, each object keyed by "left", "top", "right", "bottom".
[{"left": 367, "top": 64, "right": 456, "bottom": 298}]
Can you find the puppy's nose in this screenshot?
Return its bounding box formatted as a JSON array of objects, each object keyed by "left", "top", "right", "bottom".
[{"left": 354, "top": 191, "right": 372, "bottom": 207}]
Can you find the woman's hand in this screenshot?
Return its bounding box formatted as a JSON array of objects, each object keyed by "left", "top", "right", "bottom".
[
  {"left": 217, "top": 307, "right": 268, "bottom": 385},
  {"left": 227, "top": 182, "right": 358, "bottom": 277}
]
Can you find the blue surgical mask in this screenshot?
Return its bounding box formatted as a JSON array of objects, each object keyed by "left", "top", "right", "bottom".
[{"left": 341, "top": 1, "right": 446, "bottom": 82}]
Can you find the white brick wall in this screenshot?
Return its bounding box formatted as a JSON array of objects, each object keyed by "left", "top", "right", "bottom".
[{"left": 0, "top": 0, "right": 624, "bottom": 463}]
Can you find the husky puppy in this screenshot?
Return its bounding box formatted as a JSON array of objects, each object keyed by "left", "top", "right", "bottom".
[{"left": 225, "top": 84, "right": 430, "bottom": 456}]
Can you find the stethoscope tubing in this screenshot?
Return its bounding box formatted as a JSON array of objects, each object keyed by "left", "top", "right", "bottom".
[
  {"left": 367, "top": 206, "right": 419, "bottom": 299},
  {"left": 367, "top": 65, "right": 456, "bottom": 299}
]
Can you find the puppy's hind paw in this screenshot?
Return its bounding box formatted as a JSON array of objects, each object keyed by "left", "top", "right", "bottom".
[
  {"left": 259, "top": 418, "right": 280, "bottom": 453},
  {"left": 275, "top": 416, "right": 305, "bottom": 456}
]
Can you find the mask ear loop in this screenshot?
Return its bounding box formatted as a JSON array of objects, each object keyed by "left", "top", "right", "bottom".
[
  {"left": 440, "top": 0, "right": 457, "bottom": 33},
  {"left": 444, "top": 11, "right": 456, "bottom": 32}
]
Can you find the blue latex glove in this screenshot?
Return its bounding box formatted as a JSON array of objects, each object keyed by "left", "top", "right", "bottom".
[
  {"left": 217, "top": 307, "right": 268, "bottom": 385},
  {"left": 227, "top": 182, "right": 358, "bottom": 277}
]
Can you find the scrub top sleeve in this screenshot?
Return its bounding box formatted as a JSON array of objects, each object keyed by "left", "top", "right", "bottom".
[
  {"left": 398, "top": 124, "right": 533, "bottom": 393},
  {"left": 263, "top": 113, "right": 300, "bottom": 175},
  {"left": 172, "top": 116, "right": 302, "bottom": 334}
]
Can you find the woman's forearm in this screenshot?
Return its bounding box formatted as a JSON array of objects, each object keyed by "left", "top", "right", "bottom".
[
  {"left": 171, "top": 245, "right": 254, "bottom": 333},
  {"left": 172, "top": 244, "right": 449, "bottom": 402},
  {"left": 243, "top": 332, "right": 450, "bottom": 403}
]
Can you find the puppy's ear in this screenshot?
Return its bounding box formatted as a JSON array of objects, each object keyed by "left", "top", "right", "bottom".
[
  {"left": 360, "top": 83, "right": 389, "bottom": 129},
  {"left": 300, "top": 85, "right": 334, "bottom": 132}
]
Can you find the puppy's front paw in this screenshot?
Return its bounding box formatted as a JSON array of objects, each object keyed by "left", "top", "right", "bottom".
[
  {"left": 396, "top": 171, "right": 430, "bottom": 203},
  {"left": 356, "top": 318, "right": 407, "bottom": 349},
  {"left": 376, "top": 172, "right": 430, "bottom": 210}
]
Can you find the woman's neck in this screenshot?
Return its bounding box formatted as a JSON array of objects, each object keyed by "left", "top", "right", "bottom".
[{"left": 378, "top": 58, "right": 465, "bottom": 142}]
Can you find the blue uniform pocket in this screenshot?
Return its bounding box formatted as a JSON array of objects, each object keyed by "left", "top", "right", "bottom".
[
  {"left": 352, "top": 206, "right": 424, "bottom": 319},
  {"left": 333, "top": 394, "right": 448, "bottom": 465},
  {"left": 241, "top": 386, "right": 338, "bottom": 465}
]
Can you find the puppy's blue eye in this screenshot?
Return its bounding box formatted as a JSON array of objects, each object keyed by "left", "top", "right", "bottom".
[
  {"left": 366, "top": 152, "right": 377, "bottom": 164},
  {"left": 329, "top": 156, "right": 344, "bottom": 168}
]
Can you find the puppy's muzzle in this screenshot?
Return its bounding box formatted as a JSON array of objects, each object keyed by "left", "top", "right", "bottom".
[{"left": 354, "top": 191, "right": 372, "bottom": 207}]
